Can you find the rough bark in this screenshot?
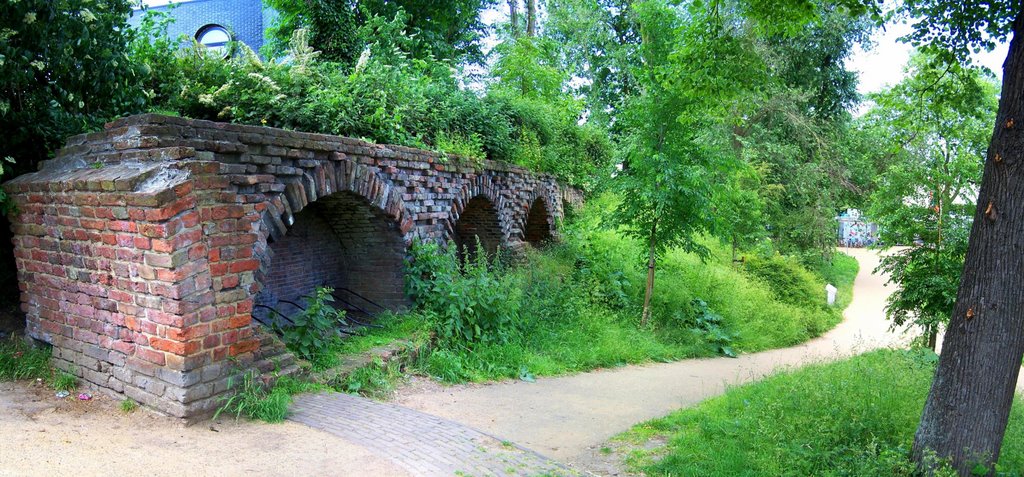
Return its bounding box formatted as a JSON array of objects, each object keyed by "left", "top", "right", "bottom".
[
  {"left": 526, "top": 0, "right": 537, "bottom": 37},
  {"left": 641, "top": 221, "right": 657, "bottom": 327},
  {"left": 912, "top": 6, "right": 1024, "bottom": 474},
  {"left": 509, "top": 0, "right": 519, "bottom": 38}
]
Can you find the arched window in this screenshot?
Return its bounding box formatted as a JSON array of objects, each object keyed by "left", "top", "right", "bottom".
[{"left": 196, "top": 24, "right": 232, "bottom": 56}]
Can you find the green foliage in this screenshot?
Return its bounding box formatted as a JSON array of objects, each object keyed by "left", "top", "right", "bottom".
[
  {"left": 865, "top": 53, "right": 997, "bottom": 343},
  {"left": 214, "top": 372, "right": 318, "bottom": 423},
  {"left": 0, "top": 0, "right": 143, "bottom": 166},
  {"left": 619, "top": 349, "right": 1024, "bottom": 476},
  {"left": 120, "top": 399, "right": 138, "bottom": 413},
  {"left": 744, "top": 254, "right": 822, "bottom": 309},
  {"left": 389, "top": 195, "right": 857, "bottom": 384},
  {"left": 337, "top": 358, "right": 402, "bottom": 399},
  {"left": 274, "top": 287, "right": 347, "bottom": 364},
  {"left": 0, "top": 337, "right": 51, "bottom": 381},
  {"left": 263, "top": 0, "right": 495, "bottom": 66},
  {"left": 687, "top": 299, "right": 737, "bottom": 358},
  {"left": 405, "top": 240, "right": 521, "bottom": 348},
  {"left": 131, "top": 21, "right": 610, "bottom": 189},
  {"left": 434, "top": 130, "right": 486, "bottom": 166},
  {"left": 50, "top": 370, "right": 76, "bottom": 392},
  {"left": 897, "top": 0, "right": 1018, "bottom": 66}
]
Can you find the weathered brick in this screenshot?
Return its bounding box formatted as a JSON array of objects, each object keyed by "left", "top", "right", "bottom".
[{"left": 5, "top": 113, "right": 573, "bottom": 420}]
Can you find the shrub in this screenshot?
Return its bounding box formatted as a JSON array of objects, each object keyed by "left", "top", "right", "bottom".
[
  {"left": 743, "top": 253, "right": 823, "bottom": 309},
  {"left": 130, "top": 13, "right": 613, "bottom": 189},
  {"left": 274, "top": 287, "right": 346, "bottom": 365},
  {"left": 405, "top": 240, "right": 521, "bottom": 348}
]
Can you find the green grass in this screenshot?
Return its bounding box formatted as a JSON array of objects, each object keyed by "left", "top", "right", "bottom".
[
  {"left": 50, "top": 370, "right": 76, "bottom": 392},
  {"left": 120, "top": 398, "right": 139, "bottom": 413},
  {"left": 373, "top": 193, "right": 859, "bottom": 384},
  {"left": 617, "top": 349, "right": 1024, "bottom": 476},
  {"left": 215, "top": 372, "right": 324, "bottom": 423},
  {"left": 334, "top": 357, "right": 404, "bottom": 399},
  {"left": 0, "top": 337, "right": 52, "bottom": 381}
]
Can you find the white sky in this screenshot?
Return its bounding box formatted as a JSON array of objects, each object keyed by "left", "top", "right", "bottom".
[{"left": 848, "top": 19, "right": 1010, "bottom": 95}]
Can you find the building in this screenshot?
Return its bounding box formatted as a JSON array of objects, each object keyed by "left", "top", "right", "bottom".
[
  {"left": 130, "top": 0, "right": 275, "bottom": 55},
  {"left": 837, "top": 209, "right": 878, "bottom": 248}
]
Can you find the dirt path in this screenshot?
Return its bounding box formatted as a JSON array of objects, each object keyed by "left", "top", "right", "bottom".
[
  {"left": 0, "top": 379, "right": 409, "bottom": 476},
  {"left": 394, "top": 248, "right": 910, "bottom": 467}
]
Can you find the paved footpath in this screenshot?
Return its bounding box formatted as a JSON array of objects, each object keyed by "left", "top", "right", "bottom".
[{"left": 289, "top": 392, "right": 574, "bottom": 476}]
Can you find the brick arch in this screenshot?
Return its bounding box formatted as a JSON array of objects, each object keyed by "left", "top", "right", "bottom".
[
  {"left": 252, "top": 191, "right": 409, "bottom": 323},
  {"left": 524, "top": 196, "right": 555, "bottom": 246},
  {"left": 1, "top": 114, "right": 583, "bottom": 419},
  {"left": 449, "top": 176, "right": 507, "bottom": 258},
  {"left": 453, "top": 195, "right": 504, "bottom": 260}
]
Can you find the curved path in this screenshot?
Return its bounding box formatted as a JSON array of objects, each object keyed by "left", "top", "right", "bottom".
[{"left": 393, "top": 248, "right": 909, "bottom": 466}]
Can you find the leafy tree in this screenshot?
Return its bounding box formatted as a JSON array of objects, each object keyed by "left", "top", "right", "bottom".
[
  {"left": 0, "top": 0, "right": 142, "bottom": 177},
  {"left": 263, "top": 0, "right": 496, "bottom": 65},
  {"left": 0, "top": 0, "right": 142, "bottom": 301},
  {"left": 613, "top": 0, "right": 771, "bottom": 325},
  {"left": 866, "top": 53, "right": 997, "bottom": 351},
  {"left": 897, "top": 0, "right": 1024, "bottom": 473}
]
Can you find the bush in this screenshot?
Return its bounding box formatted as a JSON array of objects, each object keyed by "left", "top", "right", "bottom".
[
  {"left": 743, "top": 253, "right": 823, "bottom": 309},
  {"left": 405, "top": 240, "right": 521, "bottom": 348},
  {"left": 130, "top": 14, "right": 613, "bottom": 188},
  {"left": 274, "top": 287, "right": 346, "bottom": 366}
]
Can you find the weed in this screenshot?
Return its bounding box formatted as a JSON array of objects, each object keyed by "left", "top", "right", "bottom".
[
  {"left": 0, "top": 337, "right": 51, "bottom": 381},
  {"left": 50, "top": 370, "right": 76, "bottom": 392},
  {"left": 120, "top": 399, "right": 139, "bottom": 413},
  {"left": 274, "top": 286, "right": 346, "bottom": 365},
  {"left": 337, "top": 358, "right": 402, "bottom": 399},
  {"left": 214, "top": 371, "right": 307, "bottom": 423}
]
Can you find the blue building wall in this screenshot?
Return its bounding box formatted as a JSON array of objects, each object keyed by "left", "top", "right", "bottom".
[{"left": 130, "top": 0, "right": 275, "bottom": 55}]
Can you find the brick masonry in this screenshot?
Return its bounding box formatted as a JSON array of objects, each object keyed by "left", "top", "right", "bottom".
[
  {"left": 288, "top": 392, "right": 575, "bottom": 476},
  {"left": 2, "top": 114, "right": 581, "bottom": 419}
]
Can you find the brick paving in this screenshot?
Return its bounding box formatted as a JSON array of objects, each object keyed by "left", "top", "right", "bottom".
[{"left": 288, "top": 392, "right": 576, "bottom": 476}]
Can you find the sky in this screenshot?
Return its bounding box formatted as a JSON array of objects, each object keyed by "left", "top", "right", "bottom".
[{"left": 847, "top": 19, "right": 1010, "bottom": 95}]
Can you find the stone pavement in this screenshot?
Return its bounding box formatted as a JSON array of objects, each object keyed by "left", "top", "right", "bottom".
[{"left": 288, "top": 392, "right": 575, "bottom": 476}]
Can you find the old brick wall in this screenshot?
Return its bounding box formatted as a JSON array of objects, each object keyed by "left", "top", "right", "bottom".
[{"left": 3, "top": 114, "right": 576, "bottom": 418}]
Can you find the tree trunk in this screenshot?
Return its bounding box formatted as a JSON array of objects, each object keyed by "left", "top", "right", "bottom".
[
  {"left": 641, "top": 221, "right": 657, "bottom": 327},
  {"left": 509, "top": 0, "right": 519, "bottom": 38},
  {"left": 926, "top": 324, "right": 937, "bottom": 352},
  {"left": 526, "top": 0, "right": 537, "bottom": 37},
  {"left": 912, "top": 6, "right": 1024, "bottom": 474}
]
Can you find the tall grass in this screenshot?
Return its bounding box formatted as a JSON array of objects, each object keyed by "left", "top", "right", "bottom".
[
  {"left": 0, "top": 337, "right": 52, "bottom": 381},
  {"left": 619, "top": 349, "right": 1024, "bottom": 476},
  {"left": 345, "top": 193, "right": 859, "bottom": 385}
]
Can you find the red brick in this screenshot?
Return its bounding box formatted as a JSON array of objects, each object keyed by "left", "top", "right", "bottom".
[{"left": 136, "top": 347, "right": 165, "bottom": 366}]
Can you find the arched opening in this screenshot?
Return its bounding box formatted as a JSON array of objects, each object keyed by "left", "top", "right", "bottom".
[
  {"left": 454, "top": 195, "right": 503, "bottom": 261},
  {"left": 254, "top": 191, "right": 408, "bottom": 325},
  {"left": 524, "top": 197, "right": 554, "bottom": 246}
]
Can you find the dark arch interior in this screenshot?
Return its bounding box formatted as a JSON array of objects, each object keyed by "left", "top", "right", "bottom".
[
  {"left": 454, "top": 195, "right": 503, "bottom": 260},
  {"left": 524, "top": 197, "right": 554, "bottom": 246},
  {"left": 254, "top": 191, "right": 408, "bottom": 324}
]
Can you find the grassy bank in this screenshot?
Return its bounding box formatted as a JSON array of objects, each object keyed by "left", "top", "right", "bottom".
[
  {"left": 617, "top": 349, "right": 1024, "bottom": 476},
  {"left": 333, "top": 193, "right": 859, "bottom": 385}
]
